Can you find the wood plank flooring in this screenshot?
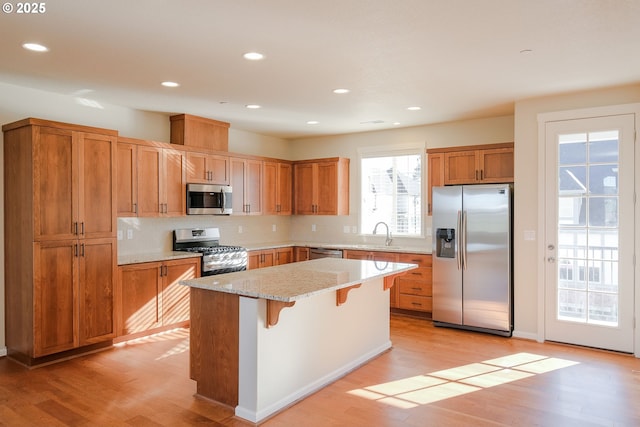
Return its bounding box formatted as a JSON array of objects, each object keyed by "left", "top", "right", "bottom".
[{"left": 1, "top": 315, "right": 638, "bottom": 426}]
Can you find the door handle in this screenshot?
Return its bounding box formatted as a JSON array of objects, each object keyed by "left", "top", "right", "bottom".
[{"left": 547, "top": 257, "right": 556, "bottom": 263}]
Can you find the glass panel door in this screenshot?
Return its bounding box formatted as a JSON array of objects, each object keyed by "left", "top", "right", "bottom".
[{"left": 545, "top": 114, "right": 634, "bottom": 352}]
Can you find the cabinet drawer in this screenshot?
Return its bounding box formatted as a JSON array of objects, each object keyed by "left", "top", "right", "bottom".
[
  {"left": 398, "top": 295, "right": 432, "bottom": 312},
  {"left": 397, "top": 266, "right": 431, "bottom": 282},
  {"left": 397, "top": 253, "right": 431, "bottom": 267},
  {"left": 398, "top": 280, "right": 432, "bottom": 296}
]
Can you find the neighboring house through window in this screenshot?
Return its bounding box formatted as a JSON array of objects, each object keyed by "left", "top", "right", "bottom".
[{"left": 359, "top": 144, "right": 424, "bottom": 237}]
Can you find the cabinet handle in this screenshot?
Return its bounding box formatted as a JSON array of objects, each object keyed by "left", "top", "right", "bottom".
[
  {"left": 81, "top": 222, "right": 85, "bottom": 236},
  {"left": 73, "top": 222, "right": 78, "bottom": 235},
  {"left": 163, "top": 265, "right": 168, "bottom": 276},
  {"left": 80, "top": 243, "right": 85, "bottom": 257},
  {"left": 410, "top": 271, "right": 422, "bottom": 276},
  {"left": 411, "top": 287, "right": 422, "bottom": 291},
  {"left": 411, "top": 302, "right": 423, "bottom": 306},
  {"left": 480, "top": 169, "right": 484, "bottom": 180},
  {"left": 74, "top": 244, "right": 78, "bottom": 257},
  {"left": 133, "top": 203, "right": 137, "bottom": 214},
  {"left": 475, "top": 170, "right": 479, "bottom": 180}
]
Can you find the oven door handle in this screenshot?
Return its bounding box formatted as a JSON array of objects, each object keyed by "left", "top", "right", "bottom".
[{"left": 220, "top": 188, "right": 226, "bottom": 214}]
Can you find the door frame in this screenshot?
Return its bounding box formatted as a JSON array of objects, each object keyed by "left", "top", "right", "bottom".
[{"left": 537, "top": 103, "right": 640, "bottom": 358}]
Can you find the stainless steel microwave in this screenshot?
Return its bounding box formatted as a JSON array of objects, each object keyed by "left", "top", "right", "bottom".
[{"left": 186, "top": 183, "right": 232, "bottom": 215}]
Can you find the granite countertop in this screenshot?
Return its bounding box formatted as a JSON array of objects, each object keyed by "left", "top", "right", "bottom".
[
  {"left": 245, "top": 241, "right": 432, "bottom": 254},
  {"left": 117, "top": 251, "right": 202, "bottom": 266},
  {"left": 180, "top": 257, "right": 417, "bottom": 302}
]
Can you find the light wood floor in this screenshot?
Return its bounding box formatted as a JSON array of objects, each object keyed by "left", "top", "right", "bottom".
[{"left": 1, "top": 315, "right": 639, "bottom": 426}]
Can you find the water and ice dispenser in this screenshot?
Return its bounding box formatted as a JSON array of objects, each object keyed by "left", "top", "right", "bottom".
[{"left": 435, "top": 228, "right": 456, "bottom": 258}]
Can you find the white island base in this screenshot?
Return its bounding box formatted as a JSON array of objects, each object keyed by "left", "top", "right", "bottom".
[{"left": 185, "top": 259, "right": 416, "bottom": 423}]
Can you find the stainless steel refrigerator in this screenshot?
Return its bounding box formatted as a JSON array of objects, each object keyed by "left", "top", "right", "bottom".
[{"left": 432, "top": 184, "right": 513, "bottom": 336}]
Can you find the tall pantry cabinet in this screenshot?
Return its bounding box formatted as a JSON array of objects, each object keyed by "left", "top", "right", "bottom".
[{"left": 3, "top": 118, "right": 118, "bottom": 366}]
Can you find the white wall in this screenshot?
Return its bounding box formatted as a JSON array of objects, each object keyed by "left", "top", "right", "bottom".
[
  {"left": 288, "top": 116, "right": 514, "bottom": 246},
  {"left": 513, "top": 83, "right": 640, "bottom": 340}
]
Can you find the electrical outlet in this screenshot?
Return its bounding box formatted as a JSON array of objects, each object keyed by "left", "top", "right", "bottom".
[
  {"left": 311, "top": 224, "right": 316, "bottom": 232},
  {"left": 343, "top": 225, "right": 350, "bottom": 233},
  {"left": 272, "top": 224, "right": 277, "bottom": 232},
  {"left": 351, "top": 226, "right": 357, "bottom": 234},
  {"left": 126, "top": 229, "right": 133, "bottom": 240},
  {"left": 238, "top": 225, "right": 243, "bottom": 234},
  {"left": 117, "top": 230, "right": 123, "bottom": 240}
]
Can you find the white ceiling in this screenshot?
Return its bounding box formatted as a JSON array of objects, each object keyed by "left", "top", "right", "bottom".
[{"left": 2, "top": 0, "right": 639, "bottom": 139}]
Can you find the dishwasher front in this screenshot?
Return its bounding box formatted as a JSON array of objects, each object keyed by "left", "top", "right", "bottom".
[{"left": 309, "top": 247, "right": 343, "bottom": 259}]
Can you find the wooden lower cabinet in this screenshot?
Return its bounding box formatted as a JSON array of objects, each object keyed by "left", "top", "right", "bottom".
[
  {"left": 295, "top": 246, "right": 310, "bottom": 262},
  {"left": 248, "top": 248, "right": 294, "bottom": 269},
  {"left": 394, "top": 253, "right": 432, "bottom": 314},
  {"left": 116, "top": 257, "right": 200, "bottom": 337},
  {"left": 345, "top": 250, "right": 432, "bottom": 315}
]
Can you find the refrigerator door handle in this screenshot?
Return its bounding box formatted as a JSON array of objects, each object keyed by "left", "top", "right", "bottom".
[
  {"left": 462, "top": 210, "right": 468, "bottom": 270},
  {"left": 457, "top": 210, "right": 462, "bottom": 270}
]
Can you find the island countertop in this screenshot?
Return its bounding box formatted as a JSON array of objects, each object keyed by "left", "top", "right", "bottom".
[{"left": 180, "top": 257, "right": 417, "bottom": 302}]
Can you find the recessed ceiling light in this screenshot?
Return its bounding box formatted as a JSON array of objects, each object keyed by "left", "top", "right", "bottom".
[
  {"left": 246, "top": 104, "right": 261, "bottom": 109},
  {"left": 333, "top": 88, "right": 350, "bottom": 94},
  {"left": 307, "top": 121, "right": 320, "bottom": 125},
  {"left": 407, "top": 106, "right": 422, "bottom": 111},
  {"left": 22, "top": 43, "right": 48, "bottom": 52},
  {"left": 161, "top": 81, "right": 180, "bottom": 88},
  {"left": 243, "top": 52, "right": 264, "bottom": 61},
  {"left": 393, "top": 122, "right": 401, "bottom": 126}
]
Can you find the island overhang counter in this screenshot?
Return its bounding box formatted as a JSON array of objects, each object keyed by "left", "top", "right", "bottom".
[{"left": 180, "top": 257, "right": 418, "bottom": 423}]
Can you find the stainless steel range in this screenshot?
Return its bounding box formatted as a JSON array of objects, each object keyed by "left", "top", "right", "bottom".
[{"left": 173, "top": 227, "right": 247, "bottom": 276}]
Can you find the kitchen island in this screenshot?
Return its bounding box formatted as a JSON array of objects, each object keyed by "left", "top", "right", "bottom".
[{"left": 180, "top": 257, "right": 417, "bottom": 423}]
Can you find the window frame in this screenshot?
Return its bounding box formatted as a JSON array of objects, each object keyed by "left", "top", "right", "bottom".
[{"left": 357, "top": 142, "right": 426, "bottom": 239}]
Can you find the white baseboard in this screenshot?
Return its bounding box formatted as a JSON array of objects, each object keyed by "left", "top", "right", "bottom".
[{"left": 0, "top": 346, "right": 7, "bottom": 357}]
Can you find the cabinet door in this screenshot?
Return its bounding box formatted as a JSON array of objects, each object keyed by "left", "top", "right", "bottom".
[
  {"left": 247, "top": 250, "right": 261, "bottom": 270},
  {"left": 186, "top": 151, "right": 209, "bottom": 183},
  {"left": 33, "top": 126, "right": 77, "bottom": 241},
  {"left": 137, "top": 146, "right": 163, "bottom": 217},
  {"left": 263, "top": 162, "right": 279, "bottom": 215},
  {"left": 163, "top": 148, "right": 186, "bottom": 216},
  {"left": 117, "top": 263, "right": 162, "bottom": 335},
  {"left": 117, "top": 143, "right": 138, "bottom": 217},
  {"left": 293, "top": 162, "right": 315, "bottom": 214},
  {"left": 295, "top": 247, "right": 309, "bottom": 262},
  {"left": 33, "top": 240, "right": 78, "bottom": 357},
  {"left": 162, "top": 258, "right": 199, "bottom": 326},
  {"left": 479, "top": 147, "right": 514, "bottom": 183},
  {"left": 274, "top": 247, "right": 293, "bottom": 265},
  {"left": 209, "top": 154, "right": 230, "bottom": 185},
  {"left": 427, "top": 153, "right": 444, "bottom": 215},
  {"left": 79, "top": 238, "right": 116, "bottom": 345},
  {"left": 230, "top": 158, "right": 246, "bottom": 214},
  {"left": 315, "top": 161, "right": 339, "bottom": 215},
  {"left": 79, "top": 133, "right": 117, "bottom": 238},
  {"left": 261, "top": 250, "right": 275, "bottom": 267},
  {"left": 444, "top": 150, "right": 477, "bottom": 184},
  {"left": 245, "top": 160, "right": 263, "bottom": 215},
  {"left": 277, "top": 162, "right": 293, "bottom": 215}
]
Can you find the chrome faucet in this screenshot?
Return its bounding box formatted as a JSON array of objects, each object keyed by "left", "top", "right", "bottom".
[{"left": 373, "top": 221, "right": 393, "bottom": 246}]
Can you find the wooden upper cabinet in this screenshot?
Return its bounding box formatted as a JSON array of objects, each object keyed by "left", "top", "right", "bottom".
[
  {"left": 170, "top": 114, "right": 229, "bottom": 151},
  {"left": 163, "top": 148, "right": 187, "bottom": 216},
  {"left": 117, "top": 142, "right": 138, "bottom": 217},
  {"left": 230, "top": 157, "right": 262, "bottom": 215},
  {"left": 293, "top": 157, "right": 349, "bottom": 215},
  {"left": 118, "top": 138, "right": 186, "bottom": 217},
  {"left": 427, "top": 143, "right": 513, "bottom": 215},
  {"left": 263, "top": 161, "right": 292, "bottom": 215},
  {"left": 441, "top": 143, "right": 514, "bottom": 185},
  {"left": 427, "top": 152, "right": 444, "bottom": 215},
  {"left": 30, "top": 126, "right": 116, "bottom": 241},
  {"left": 186, "top": 151, "right": 230, "bottom": 185}
]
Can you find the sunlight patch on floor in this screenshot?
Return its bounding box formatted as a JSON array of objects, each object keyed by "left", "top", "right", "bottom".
[{"left": 348, "top": 352, "right": 579, "bottom": 407}]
